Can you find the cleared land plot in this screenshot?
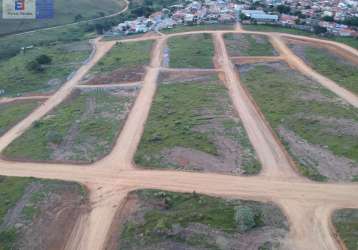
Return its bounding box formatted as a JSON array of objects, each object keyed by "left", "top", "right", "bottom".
[
  {"left": 239, "top": 62, "right": 358, "bottom": 182},
  {"left": 107, "top": 190, "right": 288, "bottom": 250},
  {"left": 3, "top": 87, "right": 139, "bottom": 163},
  {"left": 162, "top": 24, "right": 234, "bottom": 34},
  {"left": 224, "top": 33, "right": 277, "bottom": 57},
  {"left": 0, "top": 0, "right": 125, "bottom": 35},
  {"left": 135, "top": 72, "right": 260, "bottom": 175},
  {"left": 332, "top": 209, "right": 358, "bottom": 250},
  {"left": 242, "top": 24, "right": 358, "bottom": 50},
  {"left": 0, "top": 41, "right": 91, "bottom": 97},
  {"left": 289, "top": 42, "right": 358, "bottom": 94},
  {"left": 167, "top": 34, "right": 214, "bottom": 68},
  {"left": 83, "top": 40, "right": 154, "bottom": 85},
  {"left": 0, "top": 176, "right": 87, "bottom": 250},
  {"left": 0, "top": 101, "right": 41, "bottom": 136}
]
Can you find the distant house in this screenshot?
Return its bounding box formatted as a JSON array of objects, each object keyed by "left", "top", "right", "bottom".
[
  {"left": 280, "top": 14, "right": 298, "bottom": 25},
  {"left": 251, "top": 13, "right": 278, "bottom": 23},
  {"left": 184, "top": 14, "right": 195, "bottom": 24},
  {"left": 241, "top": 10, "right": 265, "bottom": 18},
  {"left": 219, "top": 13, "right": 235, "bottom": 23}
]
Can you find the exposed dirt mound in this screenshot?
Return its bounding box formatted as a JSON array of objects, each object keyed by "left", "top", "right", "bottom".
[
  {"left": 83, "top": 66, "right": 145, "bottom": 85},
  {"left": 158, "top": 71, "right": 218, "bottom": 85}
]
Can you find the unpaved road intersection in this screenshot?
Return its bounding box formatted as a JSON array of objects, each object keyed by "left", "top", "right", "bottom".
[{"left": 0, "top": 28, "right": 357, "bottom": 250}]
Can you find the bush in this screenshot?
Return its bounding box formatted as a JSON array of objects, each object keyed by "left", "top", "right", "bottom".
[
  {"left": 235, "top": 206, "right": 256, "bottom": 232},
  {"left": 36, "top": 54, "right": 52, "bottom": 65},
  {"left": 47, "top": 131, "right": 63, "bottom": 145},
  {"left": 26, "top": 60, "right": 44, "bottom": 72}
]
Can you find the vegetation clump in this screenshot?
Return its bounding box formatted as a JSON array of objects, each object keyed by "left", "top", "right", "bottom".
[
  {"left": 118, "top": 190, "right": 288, "bottom": 249},
  {"left": 167, "top": 34, "right": 215, "bottom": 68}
]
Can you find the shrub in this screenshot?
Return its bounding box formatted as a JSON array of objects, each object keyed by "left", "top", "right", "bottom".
[
  {"left": 36, "top": 54, "right": 52, "bottom": 65},
  {"left": 235, "top": 206, "right": 256, "bottom": 232},
  {"left": 47, "top": 131, "right": 63, "bottom": 145},
  {"left": 26, "top": 60, "right": 43, "bottom": 73}
]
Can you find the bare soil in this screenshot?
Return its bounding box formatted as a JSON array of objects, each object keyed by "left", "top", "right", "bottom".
[
  {"left": 158, "top": 70, "right": 218, "bottom": 85},
  {"left": 82, "top": 66, "right": 145, "bottom": 85},
  {"left": 1, "top": 180, "right": 88, "bottom": 250},
  {"left": 277, "top": 126, "right": 357, "bottom": 182}
]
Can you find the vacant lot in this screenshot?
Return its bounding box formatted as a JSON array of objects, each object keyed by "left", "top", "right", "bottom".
[
  {"left": 242, "top": 24, "right": 358, "bottom": 50},
  {"left": 289, "top": 43, "right": 358, "bottom": 94},
  {"left": 135, "top": 73, "right": 260, "bottom": 175},
  {"left": 332, "top": 209, "right": 358, "bottom": 250},
  {"left": 107, "top": 190, "right": 288, "bottom": 250},
  {"left": 224, "top": 33, "right": 277, "bottom": 57},
  {"left": 83, "top": 40, "right": 153, "bottom": 84},
  {"left": 0, "top": 0, "right": 125, "bottom": 35},
  {"left": 0, "top": 41, "right": 91, "bottom": 97},
  {"left": 0, "top": 101, "right": 41, "bottom": 136},
  {"left": 167, "top": 34, "right": 214, "bottom": 68},
  {"left": 0, "top": 176, "right": 87, "bottom": 250},
  {"left": 3, "top": 87, "right": 139, "bottom": 163},
  {"left": 239, "top": 62, "right": 358, "bottom": 182},
  {"left": 162, "top": 24, "right": 234, "bottom": 34}
]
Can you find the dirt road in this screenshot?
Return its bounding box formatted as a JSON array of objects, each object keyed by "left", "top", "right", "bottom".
[
  {"left": 97, "top": 37, "right": 166, "bottom": 170},
  {"left": 0, "top": 28, "right": 357, "bottom": 250},
  {"left": 213, "top": 33, "right": 299, "bottom": 179}
]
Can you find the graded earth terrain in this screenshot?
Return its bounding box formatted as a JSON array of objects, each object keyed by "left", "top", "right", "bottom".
[{"left": 0, "top": 22, "right": 357, "bottom": 250}]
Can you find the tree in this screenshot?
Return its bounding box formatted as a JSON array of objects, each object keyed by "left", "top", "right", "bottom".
[
  {"left": 313, "top": 25, "right": 327, "bottom": 34},
  {"left": 277, "top": 4, "right": 291, "bottom": 14},
  {"left": 74, "top": 14, "right": 83, "bottom": 22},
  {"left": 26, "top": 60, "right": 43, "bottom": 72},
  {"left": 36, "top": 54, "right": 52, "bottom": 65},
  {"left": 342, "top": 16, "right": 358, "bottom": 27},
  {"left": 239, "top": 13, "right": 249, "bottom": 20},
  {"left": 322, "top": 15, "right": 334, "bottom": 22},
  {"left": 95, "top": 23, "right": 104, "bottom": 34}
]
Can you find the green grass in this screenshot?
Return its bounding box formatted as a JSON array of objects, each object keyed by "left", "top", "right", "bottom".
[
  {"left": 162, "top": 24, "right": 234, "bottom": 34},
  {"left": 224, "top": 33, "right": 276, "bottom": 56},
  {"left": 0, "top": 41, "right": 91, "bottom": 96},
  {"left": 332, "top": 209, "right": 358, "bottom": 250},
  {"left": 0, "top": 0, "right": 125, "bottom": 35},
  {"left": 240, "top": 63, "right": 358, "bottom": 181},
  {"left": 134, "top": 78, "right": 260, "bottom": 174},
  {"left": 120, "top": 190, "right": 287, "bottom": 249},
  {"left": 90, "top": 40, "right": 153, "bottom": 74},
  {"left": 168, "top": 34, "right": 214, "bottom": 68},
  {"left": 3, "top": 89, "right": 135, "bottom": 162},
  {"left": 0, "top": 101, "right": 40, "bottom": 136},
  {"left": 242, "top": 24, "right": 358, "bottom": 50},
  {"left": 0, "top": 177, "right": 31, "bottom": 250},
  {"left": 299, "top": 46, "right": 358, "bottom": 95}
]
